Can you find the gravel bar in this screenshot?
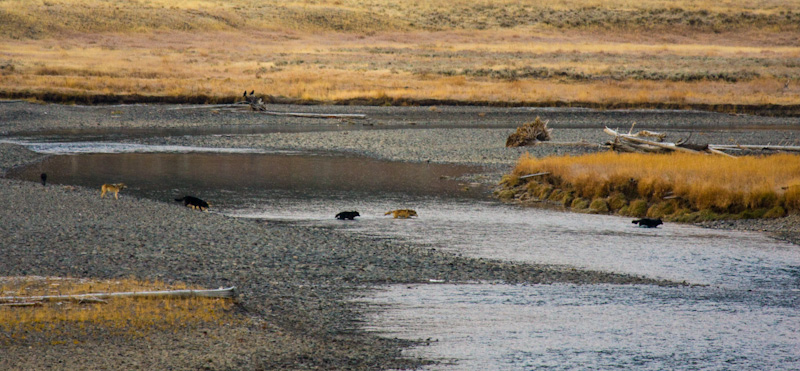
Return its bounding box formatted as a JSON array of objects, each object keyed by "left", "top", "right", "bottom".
[{"left": 0, "top": 102, "right": 797, "bottom": 369}]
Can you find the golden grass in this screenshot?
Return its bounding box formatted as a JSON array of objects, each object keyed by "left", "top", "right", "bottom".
[
  {"left": 1, "top": 30, "right": 798, "bottom": 107},
  {"left": 512, "top": 152, "right": 800, "bottom": 218},
  {"left": 0, "top": 276, "right": 237, "bottom": 344},
  {"left": 2, "top": 0, "right": 798, "bottom": 38},
  {"left": 1, "top": 1, "right": 798, "bottom": 108}
]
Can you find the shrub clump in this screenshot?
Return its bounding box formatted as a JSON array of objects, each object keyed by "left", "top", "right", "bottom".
[
  {"left": 764, "top": 206, "right": 787, "bottom": 219},
  {"left": 625, "top": 199, "right": 649, "bottom": 217},
  {"left": 506, "top": 117, "right": 552, "bottom": 148},
  {"left": 495, "top": 189, "right": 516, "bottom": 200},
  {"left": 571, "top": 197, "right": 590, "bottom": 210},
  {"left": 607, "top": 193, "right": 628, "bottom": 211},
  {"left": 647, "top": 200, "right": 679, "bottom": 218},
  {"left": 589, "top": 198, "right": 610, "bottom": 213}
]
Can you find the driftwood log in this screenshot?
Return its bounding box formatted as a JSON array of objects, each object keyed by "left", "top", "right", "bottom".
[
  {"left": 0, "top": 287, "right": 238, "bottom": 304},
  {"left": 605, "top": 126, "right": 800, "bottom": 156},
  {"left": 603, "top": 121, "right": 800, "bottom": 156},
  {"left": 708, "top": 144, "right": 800, "bottom": 153},
  {"left": 244, "top": 92, "right": 366, "bottom": 119},
  {"left": 604, "top": 127, "right": 739, "bottom": 157},
  {"left": 167, "top": 91, "right": 367, "bottom": 119}
]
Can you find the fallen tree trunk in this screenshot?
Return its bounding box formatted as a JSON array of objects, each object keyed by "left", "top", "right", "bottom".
[{"left": 0, "top": 287, "right": 238, "bottom": 304}]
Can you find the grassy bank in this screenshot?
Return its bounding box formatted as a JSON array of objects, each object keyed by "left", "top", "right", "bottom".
[
  {"left": 499, "top": 152, "right": 800, "bottom": 221},
  {"left": 1, "top": 1, "right": 799, "bottom": 111},
  {"left": 0, "top": 276, "right": 237, "bottom": 345}
]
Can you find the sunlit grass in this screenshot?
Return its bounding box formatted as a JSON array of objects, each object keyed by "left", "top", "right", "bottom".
[
  {"left": 0, "top": 276, "right": 237, "bottom": 345},
  {"left": 1, "top": 1, "right": 798, "bottom": 107},
  {"left": 1, "top": 30, "right": 798, "bottom": 107},
  {"left": 2, "top": 0, "right": 798, "bottom": 38},
  {"left": 508, "top": 152, "right": 800, "bottom": 219}
]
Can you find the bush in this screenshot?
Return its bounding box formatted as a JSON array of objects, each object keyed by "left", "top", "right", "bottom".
[
  {"left": 607, "top": 192, "right": 628, "bottom": 211},
  {"left": 496, "top": 189, "right": 516, "bottom": 200},
  {"left": 561, "top": 193, "right": 575, "bottom": 208},
  {"left": 571, "top": 197, "right": 589, "bottom": 210},
  {"left": 500, "top": 174, "right": 522, "bottom": 188},
  {"left": 626, "top": 199, "right": 649, "bottom": 217},
  {"left": 764, "top": 206, "right": 787, "bottom": 219},
  {"left": 589, "top": 198, "right": 610, "bottom": 213},
  {"left": 647, "top": 200, "right": 678, "bottom": 218},
  {"left": 785, "top": 186, "right": 800, "bottom": 211}
]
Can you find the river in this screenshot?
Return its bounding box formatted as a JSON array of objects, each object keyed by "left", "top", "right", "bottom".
[{"left": 7, "top": 141, "right": 800, "bottom": 370}]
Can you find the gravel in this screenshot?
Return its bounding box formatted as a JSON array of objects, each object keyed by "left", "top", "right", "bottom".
[{"left": 0, "top": 102, "right": 797, "bottom": 369}]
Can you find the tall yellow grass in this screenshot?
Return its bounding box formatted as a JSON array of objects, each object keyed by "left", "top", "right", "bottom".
[
  {"left": 1, "top": 1, "right": 798, "bottom": 107},
  {"left": 514, "top": 152, "right": 800, "bottom": 214},
  {"left": 1, "top": 31, "right": 798, "bottom": 107},
  {"left": 0, "top": 276, "right": 237, "bottom": 344}
]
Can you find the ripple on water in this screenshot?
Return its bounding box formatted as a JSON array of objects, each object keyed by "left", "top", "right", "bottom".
[{"left": 361, "top": 283, "right": 800, "bottom": 370}]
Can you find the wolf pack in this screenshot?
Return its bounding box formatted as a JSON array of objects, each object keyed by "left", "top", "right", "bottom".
[
  {"left": 92, "top": 177, "right": 416, "bottom": 220},
  {"left": 39, "top": 172, "right": 665, "bottom": 227},
  {"left": 96, "top": 179, "right": 417, "bottom": 220}
]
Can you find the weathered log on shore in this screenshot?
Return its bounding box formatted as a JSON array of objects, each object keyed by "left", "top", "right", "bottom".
[
  {"left": 0, "top": 287, "right": 238, "bottom": 304},
  {"left": 604, "top": 127, "right": 703, "bottom": 154},
  {"left": 604, "top": 126, "right": 800, "bottom": 156},
  {"left": 166, "top": 92, "right": 367, "bottom": 119}
]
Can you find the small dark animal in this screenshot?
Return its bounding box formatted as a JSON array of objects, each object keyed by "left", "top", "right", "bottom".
[
  {"left": 335, "top": 211, "right": 360, "bottom": 220},
  {"left": 243, "top": 91, "right": 247, "bottom": 97},
  {"left": 632, "top": 218, "right": 663, "bottom": 228},
  {"left": 40, "top": 173, "right": 47, "bottom": 186},
  {"left": 250, "top": 90, "right": 255, "bottom": 96},
  {"left": 175, "top": 196, "right": 210, "bottom": 211}
]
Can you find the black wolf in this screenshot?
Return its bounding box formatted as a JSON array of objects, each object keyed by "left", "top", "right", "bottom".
[
  {"left": 632, "top": 218, "right": 663, "bottom": 228},
  {"left": 40, "top": 173, "right": 47, "bottom": 186},
  {"left": 175, "top": 196, "right": 210, "bottom": 211},
  {"left": 335, "top": 211, "right": 360, "bottom": 220}
]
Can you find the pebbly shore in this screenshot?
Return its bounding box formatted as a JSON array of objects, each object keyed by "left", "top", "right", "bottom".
[{"left": 0, "top": 102, "right": 798, "bottom": 369}]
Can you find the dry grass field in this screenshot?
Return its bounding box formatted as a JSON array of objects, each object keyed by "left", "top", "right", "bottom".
[
  {"left": 0, "top": 276, "right": 237, "bottom": 345},
  {"left": 1, "top": 0, "right": 799, "bottom": 111},
  {"left": 502, "top": 152, "right": 800, "bottom": 220}
]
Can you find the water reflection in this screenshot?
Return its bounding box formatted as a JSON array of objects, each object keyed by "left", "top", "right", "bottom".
[{"left": 8, "top": 151, "right": 487, "bottom": 208}]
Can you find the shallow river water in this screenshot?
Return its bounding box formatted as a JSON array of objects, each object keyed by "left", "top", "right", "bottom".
[{"left": 8, "top": 141, "right": 800, "bottom": 370}]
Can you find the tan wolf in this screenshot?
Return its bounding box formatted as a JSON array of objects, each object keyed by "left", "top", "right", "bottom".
[
  {"left": 385, "top": 209, "right": 418, "bottom": 219},
  {"left": 100, "top": 183, "right": 127, "bottom": 199}
]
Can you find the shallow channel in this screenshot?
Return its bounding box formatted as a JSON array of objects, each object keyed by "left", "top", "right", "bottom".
[{"left": 7, "top": 142, "right": 800, "bottom": 370}]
